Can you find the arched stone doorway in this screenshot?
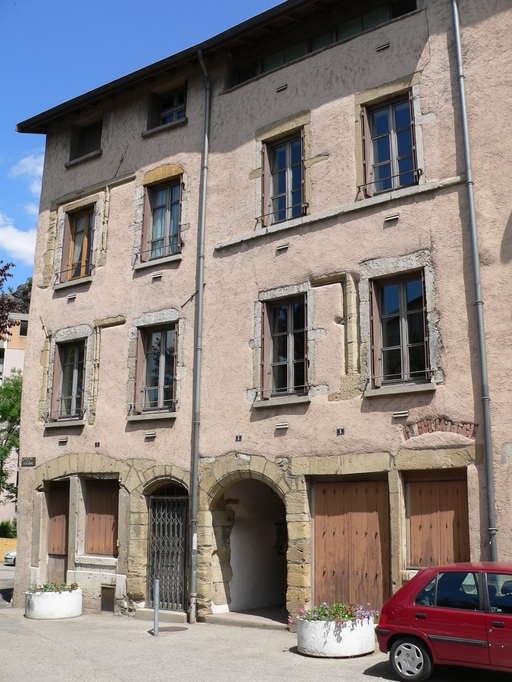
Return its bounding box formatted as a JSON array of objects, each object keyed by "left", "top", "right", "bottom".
[
  {"left": 147, "top": 482, "right": 188, "bottom": 611},
  {"left": 212, "top": 479, "right": 287, "bottom": 613}
]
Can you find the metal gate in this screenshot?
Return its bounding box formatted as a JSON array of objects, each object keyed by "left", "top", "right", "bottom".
[{"left": 148, "top": 495, "right": 188, "bottom": 611}]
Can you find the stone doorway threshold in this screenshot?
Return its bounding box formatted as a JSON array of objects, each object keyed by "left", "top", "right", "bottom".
[{"left": 202, "top": 605, "right": 288, "bottom": 630}]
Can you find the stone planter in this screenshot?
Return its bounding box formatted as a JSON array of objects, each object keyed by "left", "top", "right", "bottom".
[
  {"left": 25, "top": 589, "right": 83, "bottom": 620},
  {"left": 297, "top": 617, "right": 375, "bottom": 657}
]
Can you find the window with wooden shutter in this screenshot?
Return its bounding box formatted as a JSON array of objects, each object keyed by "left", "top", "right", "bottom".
[
  {"left": 60, "top": 206, "right": 95, "bottom": 283},
  {"left": 360, "top": 93, "right": 419, "bottom": 196},
  {"left": 47, "top": 480, "right": 70, "bottom": 556},
  {"left": 262, "top": 132, "right": 305, "bottom": 226},
  {"left": 261, "top": 296, "right": 307, "bottom": 398},
  {"left": 370, "top": 272, "right": 429, "bottom": 387},
  {"left": 85, "top": 479, "right": 119, "bottom": 556}
]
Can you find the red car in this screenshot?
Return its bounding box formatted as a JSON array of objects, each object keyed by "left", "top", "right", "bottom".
[{"left": 376, "top": 562, "right": 512, "bottom": 681}]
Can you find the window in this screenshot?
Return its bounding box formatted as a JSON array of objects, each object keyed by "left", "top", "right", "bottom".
[
  {"left": 70, "top": 120, "right": 102, "bottom": 161},
  {"left": 141, "top": 182, "right": 181, "bottom": 261},
  {"left": 19, "top": 319, "right": 28, "bottom": 337},
  {"left": 362, "top": 95, "right": 417, "bottom": 195},
  {"left": 261, "top": 297, "right": 307, "bottom": 398},
  {"left": 50, "top": 340, "right": 86, "bottom": 420},
  {"left": 263, "top": 134, "right": 304, "bottom": 225},
  {"left": 60, "top": 206, "right": 95, "bottom": 283},
  {"left": 414, "top": 572, "right": 481, "bottom": 610},
  {"left": 149, "top": 87, "right": 186, "bottom": 129},
  {"left": 370, "top": 273, "right": 428, "bottom": 387},
  {"left": 134, "top": 326, "right": 176, "bottom": 412},
  {"left": 234, "top": 1, "right": 416, "bottom": 84},
  {"left": 85, "top": 479, "right": 118, "bottom": 556}
]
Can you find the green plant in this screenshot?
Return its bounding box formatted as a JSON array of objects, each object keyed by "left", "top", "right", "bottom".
[
  {"left": 28, "top": 582, "right": 79, "bottom": 594},
  {"left": 0, "top": 518, "right": 16, "bottom": 538},
  {"left": 290, "top": 602, "right": 378, "bottom": 626}
]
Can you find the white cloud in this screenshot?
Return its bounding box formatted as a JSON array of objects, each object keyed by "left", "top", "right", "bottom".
[
  {"left": 10, "top": 153, "right": 44, "bottom": 195},
  {"left": 24, "top": 203, "right": 39, "bottom": 216},
  {"left": 0, "top": 213, "right": 37, "bottom": 266},
  {"left": 11, "top": 153, "right": 44, "bottom": 179}
]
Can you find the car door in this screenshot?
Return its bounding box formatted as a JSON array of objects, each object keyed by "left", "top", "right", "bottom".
[
  {"left": 411, "top": 571, "right": 489, "bottom": 667},
  {"left": 485, "top": 571, "right": 512, "bottom": 669}
]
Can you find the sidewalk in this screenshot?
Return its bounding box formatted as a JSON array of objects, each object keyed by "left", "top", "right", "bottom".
[
  {"left": 0, "top": 607, "right": 507, "bottom": 682},
  {"left": 0, "top": 607, "right": 388, "bottom": 682}
]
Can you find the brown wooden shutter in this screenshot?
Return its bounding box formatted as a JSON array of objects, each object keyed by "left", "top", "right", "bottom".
[
  {"left": 50, "top": 343, "right": 63, "bottom": 420},
  {"left": 420, "top": 269, "right": 429, "bottom": 379},
  {"left": 85, "top": 479, "right": 119, "bottom": 556},
  {"left": 300, "top": 127, "right": 306, "bottom": 215},
  {"left": 60, "top": 213, "right": 72, "bottom": 282},
  {"left": 47, "top": 481, "right": 70, "bottom": 556},
  {"left": 361, "top": 106, "right": 373, "bottom": 198},
  {"left": 141, "top": 188, "right": 152, "bottom": 262},
  {"left": 369, "top": 281, "right": 382, "bottom": 388},
  {"left": 261, "top": 304, "right": 271, "bottom": 399},
  {"left": 261, "top": 143, "right": 271, "bottom": 227},
  {"left": 133, "top": 329, "right": 145, "bottom": 413},
  {"left": 409, "top": 90, "right": 419, "bottom": 184}
]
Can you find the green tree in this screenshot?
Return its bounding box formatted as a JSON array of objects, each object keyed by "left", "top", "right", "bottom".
[{"left": 0, "top": 370, "right": 22, "bottom": 502}]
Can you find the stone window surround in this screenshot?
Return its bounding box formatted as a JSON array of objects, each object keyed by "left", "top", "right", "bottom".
[
  {"left": 249, "top": 282, "right": 330, "bottom": 406},
  {"left": 127, "top": 308, "right": 185, "bottom": 419},
  {"left": 354, "top": 72, "right": 428, "bottom": 199},
  {"left": 251, "top": 111, "right": 314, "bottom": 229},
  {"left": 45, "top": 324, "right": 94, "bottom": 426},
  {"left": 359, "top": 249, "right": 443, "bottom": 397},
  {"left": 53, "top": 196, "right": 102, "bottom": 288},
  {"left": 130, "top": 164, "right": 190, "bottom": 270}
]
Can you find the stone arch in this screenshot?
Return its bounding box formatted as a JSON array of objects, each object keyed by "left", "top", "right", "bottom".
[{"left": 196, "top": 452, "right": 310, "bottom": 620}]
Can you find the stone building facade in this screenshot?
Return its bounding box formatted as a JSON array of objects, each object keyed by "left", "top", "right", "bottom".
[{"left": 13, "top": 0, "right": 512, "bottom": 621}]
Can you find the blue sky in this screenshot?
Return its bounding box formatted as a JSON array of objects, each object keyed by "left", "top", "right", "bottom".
[{"left": 0, "top": 0, "right": 279, "bottom": 291}]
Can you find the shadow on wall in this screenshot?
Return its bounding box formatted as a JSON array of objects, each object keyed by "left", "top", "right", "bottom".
[{"left": 500, "top": 210, "right": 512, "bottom": 263}]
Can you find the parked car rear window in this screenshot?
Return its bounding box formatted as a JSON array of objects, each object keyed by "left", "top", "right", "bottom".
[
  {"left": 487, "top": 573, "right": 512, "bottom": 614},
  {"left": 414, "top": 571, "right": 481, "bottom": 610}
]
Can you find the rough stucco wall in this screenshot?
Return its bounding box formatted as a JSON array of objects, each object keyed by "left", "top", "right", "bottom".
[{"left": 16, "top": 0, "right": 512, "bottom": 607}]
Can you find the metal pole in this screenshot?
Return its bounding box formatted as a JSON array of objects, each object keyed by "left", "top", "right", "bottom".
[
  {"left": 189, "top": 48, "right": 211, "bottom": 624},
  {"left": 153, "top": 579, "right": 160, "bottom": 636},
  {"left": 451, "top": 0, "right": 497, "bottom": 560}
]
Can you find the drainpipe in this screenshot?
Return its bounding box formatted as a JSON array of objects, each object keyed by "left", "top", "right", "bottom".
[
  {"left": 451, "top": 0, "right": 498, "bottom": 560},
  {"left": 189, "top": 48, "right": 211, "bottom": 624}
]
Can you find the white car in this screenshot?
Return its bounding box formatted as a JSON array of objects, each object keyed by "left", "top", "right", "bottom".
[{"left": 4, "top": 550, "right": 16, "bottom": 566}]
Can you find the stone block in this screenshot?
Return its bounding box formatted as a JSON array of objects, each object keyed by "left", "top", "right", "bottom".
[
  {"left": 288, "top": 563, "right": 311, "bottom": 588},
  {"left": 288, "top": 521, "right": 311, "bottom": 541},
  {"left": 290, "top": 457, "right": 311, "bottom": 475},
  {"left": 341, "top": 452, "right": 391, "bottom": 475},
  {"left": 127, "top": 556, "right": 147, "bottom": 576},
  {"left": 285, "top": 491, "right": 309, "bottom": 515},
  {"left": 128, "top": 539, "right": 146, "bottom": 558},
  {"left": 211, "top": 565, "right": 232, "bottom": 583},
  {"left": 130, "top": 524, "right": 148, "bottom": 541},
  {"left": 286, "top": 513, "right": 310, "bottom": 524},
  {"left": 287, "top": 540, "right": 311, "bottom": 564},
  {"left": 396, "top": 447, "right": 471, "bottom": 470},
  {"left": 126, "top": 576, "right": 146, "bottom": 601},
  {"left": 129, "top": 494, "right": 147, "bottom": 514}
]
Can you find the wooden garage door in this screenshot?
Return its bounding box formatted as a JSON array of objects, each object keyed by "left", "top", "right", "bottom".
[
  {"left": 314, "top": 481, "right": 390, "bottom": 611},
  {"left": 407, "top": 479, "right": 469, "bottom": 567}
]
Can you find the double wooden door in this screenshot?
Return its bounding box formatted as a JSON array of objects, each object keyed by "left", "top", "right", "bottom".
[{"left": 314, "top": 480, "right": 390, "bottom": 611}]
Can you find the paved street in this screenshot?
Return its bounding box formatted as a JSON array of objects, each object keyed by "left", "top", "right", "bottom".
[{"left": 1, "top": 596, "right": 512, "bottom": 682}]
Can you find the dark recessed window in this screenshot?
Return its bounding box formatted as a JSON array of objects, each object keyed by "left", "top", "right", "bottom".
[{"left": 70, "top": 121, "right": 102, "bottom": 161}]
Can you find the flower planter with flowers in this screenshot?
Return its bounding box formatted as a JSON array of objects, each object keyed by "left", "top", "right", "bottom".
[
  {"left": 291, "top": 602, "right": 377, "bottom": 658},
  {"left": 25, "top": 582, "right": 82, "bottom": 620}
]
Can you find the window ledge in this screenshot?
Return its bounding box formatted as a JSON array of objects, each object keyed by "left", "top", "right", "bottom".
[
  {"left": 133, "top": 253, "right": 182, "bottom": 270},
  {"left": 142, "top": 117, "right": 188, "bottom": 139},
  {"left": 65, "top": 149, "right": 102, "bottom": 168},
  {"left": 44, "top": 419, "right": 86, "bottom": 429},
  {"left": 127, "top": 411, "right": 177, "bottom": 422},
  {"left": 214, "top": 175, "right": 465, "bottom": 251},
  {"left": 75, "top": 555, "right": 117, "bottom": 568},
  {"left": 364, "top": 382, "right": 437, "bottom": 398},
  {"left": 252, "top": 395, "right": 311, "bottom": 409},
  {"left": 54, "top": 276, "right": 93, "bottom": 290}
]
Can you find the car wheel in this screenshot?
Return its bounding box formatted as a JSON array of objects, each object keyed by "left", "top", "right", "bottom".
[{"left": 390, "top": 638, "right": 433, "bottom": 682}]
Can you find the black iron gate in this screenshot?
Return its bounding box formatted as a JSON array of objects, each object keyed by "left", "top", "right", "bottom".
[{"left": 148, "top": 495, "right": 188, "bottom": 611}]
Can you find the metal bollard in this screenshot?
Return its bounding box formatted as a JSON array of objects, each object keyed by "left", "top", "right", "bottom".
[{"left": 153, "top": 579, "right": 160, "bottom": 636}]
